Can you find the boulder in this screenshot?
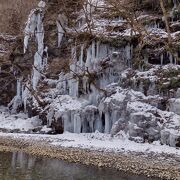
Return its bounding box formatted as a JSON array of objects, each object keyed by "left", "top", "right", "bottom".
[
  {"left": 169, "top": 98, "right": 180, "bottom": 115},
  {"left": 110, "top": 118, "right": 126, "bottom": 137}
]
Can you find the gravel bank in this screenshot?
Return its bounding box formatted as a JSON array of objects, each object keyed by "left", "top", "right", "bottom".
[{"left": 0, "top": 135, "right": 179, "bottom": 180}]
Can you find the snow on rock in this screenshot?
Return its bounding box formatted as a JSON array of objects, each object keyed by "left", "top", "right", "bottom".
[
  {"left": 40, "top": 125, "right": 53, "bottom": 134},
  {"left": 169, "top": 98, "right": 180, "bottom": 115},
  {"left": 100, "top": 86, "right": 180, "bottom": 147},
  {"left": 0, "top": 107, "right": 41, "bottom": 132},
  {"left": 8, "top": 79, "right": 23, "bottom": 113},
  {"left": 38, "top": 0, "right": 46, "bottom": 8}
]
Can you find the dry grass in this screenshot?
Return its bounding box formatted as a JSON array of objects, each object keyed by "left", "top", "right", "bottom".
[{"left": 0, "top": 0, "right": 38, "bottom": 35}]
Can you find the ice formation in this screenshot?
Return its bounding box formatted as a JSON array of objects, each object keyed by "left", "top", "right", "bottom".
[
  {"left": 8, "top": 79, "right": 23, "bottom": 113},
  {"left": 5, "top": 0, "right": 180, "bottom": 147},
  {"left": 9, "top": 1, "right": 47, "bottom": 113},
  {"left": 56, "top": 14, "right": 68, "bottom": 47},
  {"left": 24, "top": 2, "right": 46, "bottom": 90}
]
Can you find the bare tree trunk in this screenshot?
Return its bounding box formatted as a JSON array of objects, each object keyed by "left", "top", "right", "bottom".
[{"left": 159, "top": 0, "right": 172, "bottom": 45}]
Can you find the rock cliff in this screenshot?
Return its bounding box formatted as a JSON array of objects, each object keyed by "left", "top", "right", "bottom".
[{"left": 0, "top": 0, "right": 180, "bottom": 147}]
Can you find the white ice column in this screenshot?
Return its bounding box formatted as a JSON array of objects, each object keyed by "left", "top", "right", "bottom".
[
  {"left": 98, "top": 43, "right": 108, "bottom": 60},
  {"left": 79, "top": 45, "right": 85, "bottom": 70},
  {"left": 24, "top": 10, "right": 38, "bottom": 53},
  {"left": 70, "top": 46, "right": 77, "bottom": 72},
  {"left": 160, "top": 54, "right": 164, "bottom": 65},
  {"left": 94, "top": 118, "right": 103, "bottom": 132},
  {"left": 105, "top": 112, "right": 111, "bottom": 133},
  {"left": 96, "top": 41, "right": 100, "bottom": 60},
  {"left": 32, "top": 52, "right": 42, "bottom": 89},
  {"left": 85, "top": 46, "right": 92, "bottom": 70},
  {"left": 169, "top": 53, "right": 173, "bottom": 64},
  {"left": 63, "top": 113, "right": 71, "bottom": 132},
  {"left": 74, "top": 113, "right": 81, "bottom": 133},
  {"left": 125, "top": 44, "right": 132, "bottom": 67},
  {"left": 36, "top": 13, "right": 44, "bottom": 53},
  {"left": 16, "top": 79, "right": 22, "bottom": 97},
  {"left": 173, "top": 0, "right": 177, "bottom": 8},
  {"left": 22, "top": 83, "right": 31, "bottom": 112},
  {"left": 91, "top": 41, "right": 96, "bottom": 68},
  {"left": 57, "top": 14, "right": 68, "bottom": 47},
  {"left": 68, "top": 78, "right": 79, "bottom": 97}
]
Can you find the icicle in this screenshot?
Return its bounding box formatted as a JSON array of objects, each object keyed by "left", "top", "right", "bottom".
[
  {"left": 91, "top": 41, "right": 96, "bottom": 62},
  {"left": 24, "top": 9, "right": 40, "bottom": 53},
  {"left": 62, "top": 113, "right": 68, "bottom": 132},
  {"left": 89, "top": 117, "right": 95, "bottom": 133},
  {"left": 125, "top": 43, "right": 132, "bottom": 67},
  {"left": 82, "top": 76, "right": 88, "bottom": 94},
  {"left": 47, "top": 108, "right": 55, "bottom": 127},
  {"left": 72, "top": 79, "right": 79, "bottom": 97},
  {"left": 174, "top": 52, "right": 178, "bottom": 65},
  {"left": 24, "top": 10, "right": 38, "bottom": 53},
  {"left": 79, "top": 45, "right": 84, "bottom": 69},
  {"left": 16, "top": 79, "right": 22, "bottom": 97},
  {"left": 85, "top": 46, "right": 92, "bottom": 70},
  {"left": 130, "top": 44, "right": 133, "bottom": 60},
  {"left": 157, "top": 22, "right": 160, "bottom": 29},
  {"left": 173, "top": 0, "right": 177, "bottom": 8},
  {"left": 22, "top": 85, "right": 30, "bottom": 112},
  {"left": 70, "top": 46, "right": 77, "bottom": 72},
  {"left": 57, "top": 14, "right": 68, "bottom": 47},
  {"left": 74, "top": 113, "right": 81, "bottom": 133},
  {"left": 57, "top": 73, "right": 67, "bottom": 95},
  {"left": 169, "top": 53, "right": 173, "bottom": 64},
  {"left": 96, "top": 41, "right": 100, "bottom": 59},
  {"left": 92, "top": 41, "right": 99, "bottom": 70},
  {"left": 32, "top": 52, "right": 42, "bottom": 89},
  {"left": 88, "top": 84, "right": 99, "bottom": 104},
  {"left": 36, "top": 13, "right": 44, "bottom": 53},
  {"left": 24, "top": 2, "right": 45, "bottom": 54},
  {"left": 94, "top": 118, "right": 103, "bottom": 132},
  {"left": 98, "top": 43, "right": 108, "bottom": 60},
  {"left": 161, "top": 54, "right": 164, "bottom": 65},
  {"left": 23, "top": 3, "right": 47, "bottom": 90},
  {"left": 105, "top": 112, "right": 111, "bottom": 133}
]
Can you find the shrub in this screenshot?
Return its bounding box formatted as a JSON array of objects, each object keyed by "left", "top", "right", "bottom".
[{"left": 0, "top": 0, "right": 37, "bottom": 35}]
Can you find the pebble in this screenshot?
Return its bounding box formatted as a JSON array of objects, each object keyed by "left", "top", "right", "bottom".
[{"left": 0, "top": 136, "right": 179, "bottom": 180}]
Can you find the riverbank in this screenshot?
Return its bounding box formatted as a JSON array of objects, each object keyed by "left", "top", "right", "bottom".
[{"left": 0, "top": 132, "right": 179, "bottom": 179}]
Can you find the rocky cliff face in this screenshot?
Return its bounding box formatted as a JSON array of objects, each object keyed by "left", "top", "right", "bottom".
[{"left": 0, "top": 0, "right": 180, "bottom": 147}]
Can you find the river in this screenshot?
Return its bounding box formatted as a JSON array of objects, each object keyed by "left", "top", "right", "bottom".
[{"left": 0, "top": 151, "right": 158, "bottom": 180}]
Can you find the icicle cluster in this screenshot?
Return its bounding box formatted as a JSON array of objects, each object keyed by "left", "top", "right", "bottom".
[{"left": 9, "top": 1, "right": 48, "bottom": 113}]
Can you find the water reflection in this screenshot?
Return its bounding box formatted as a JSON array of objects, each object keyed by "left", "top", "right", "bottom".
[{"left": 0, "top": 151, "right": 157, "bottom": 180}]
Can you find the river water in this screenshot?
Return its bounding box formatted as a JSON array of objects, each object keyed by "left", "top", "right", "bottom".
[{"left": 0, "top": 151, "right": 157, "bottom": 180}]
